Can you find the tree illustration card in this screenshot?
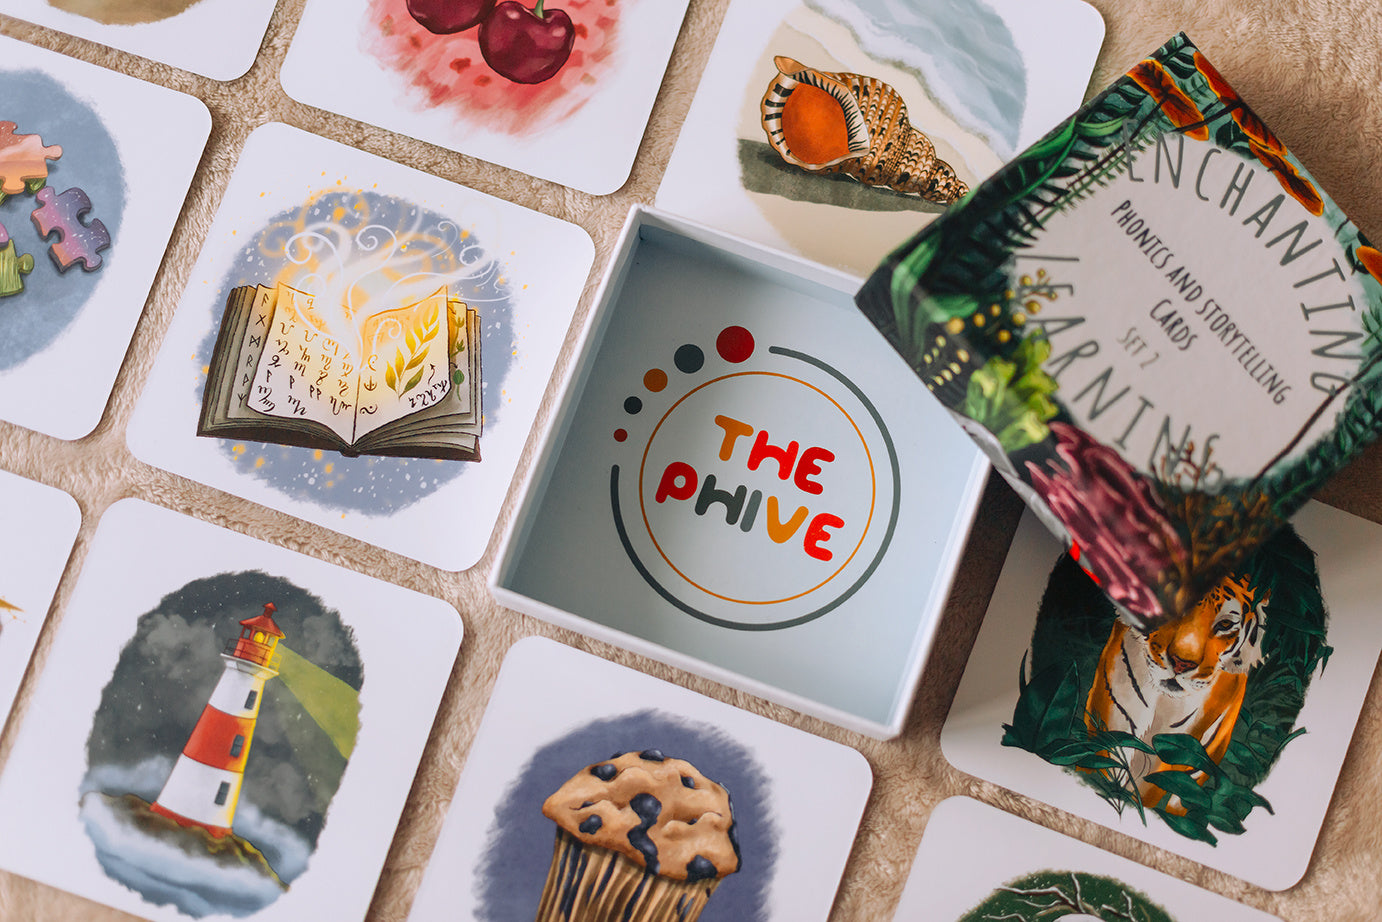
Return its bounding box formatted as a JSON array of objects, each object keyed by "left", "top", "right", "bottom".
[
  {"left": 0, "top": 0, "right": 280, "bottom": 81},
  {"left": 655, "top": 0, "right": 1105, "bottom": 276},
  {"left": 0, "top": 498, "right": 462, "bottom": 922},
  {"left": 894, "top": 797, "right": 1280, "bottom": 920},
  {"left": 280, "top": 0, "right": 692, "bottom": 195},
  {"left": 407, "top": 636, "right": 871, "bottom": 922},
  {"left": 940, "top": 502, "right": 1382, "bottom": 890},
  {"left": 0, "top": 469, "right": 79, "bottom": 728},
  {"left": 127, "top": 122, "right": 594, "bottom": 570},
  {"left": 0, "top": 36, "right": 209, "bottom": 440}
]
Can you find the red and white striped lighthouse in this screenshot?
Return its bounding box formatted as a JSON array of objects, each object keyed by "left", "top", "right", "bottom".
[{"left": 150, "top": 603, "right": 285, "bottom": 838}]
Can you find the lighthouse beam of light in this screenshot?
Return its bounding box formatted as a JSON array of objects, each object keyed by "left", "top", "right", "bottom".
[{"left": 272, "top": 645, "right": 360, "bottom": 760}]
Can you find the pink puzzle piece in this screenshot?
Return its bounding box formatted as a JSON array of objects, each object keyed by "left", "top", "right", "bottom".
[
  {"left": 31, "top": 186, "right": 111, "bottom": 273},
  {"left": 0, "top": 122, "right": 62, "bottom": 197}
]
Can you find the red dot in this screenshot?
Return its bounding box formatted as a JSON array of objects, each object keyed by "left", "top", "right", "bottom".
[
  {"left": 614, "top": 429, "right": 628, "bottom": 442},
  {"left": 717, "top": 326, "right": 754, "bottom": 363}
]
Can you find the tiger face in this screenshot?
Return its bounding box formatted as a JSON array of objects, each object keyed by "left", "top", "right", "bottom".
[{"left": 1137, "top": 575, "right": 1268, "bottom": 698}]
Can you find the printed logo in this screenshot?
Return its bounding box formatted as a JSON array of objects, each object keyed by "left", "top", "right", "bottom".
[{"left": 610, "top": 325, "right": 899, "bottom": 631}]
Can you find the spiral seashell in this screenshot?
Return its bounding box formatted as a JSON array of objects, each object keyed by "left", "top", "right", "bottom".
[{"left": 760, "top": 55, "right": 968, "bottom": 204}]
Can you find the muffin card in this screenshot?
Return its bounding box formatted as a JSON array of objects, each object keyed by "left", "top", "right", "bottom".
[
  {"left": 280, "top": 0, "right": 692, "bottom": 195},
  {"left": 655, "top": 0, "right": 1105, "bottom": 276},
  {"left": 941, "top": 502, "right": 1382, "bottom": 890},
  {"left": 0, "top": 0, "right": 279, "bottom": 81},
  {"left": 407, "top": 636, "right": 872, "bottom": 922},
  {"left": 894, "top": 797, "right": 1280, "bottom": 920},
  {"left": 127, "top": 122, "right": 593, "bottom": 570},
  {"left": 0, "top": 499, "right": 462, "bottom": 922},
  {"left": 0, "top": 36, "right": 209, "bottom": 440},
  {"left": 0, "top": 469, "right": 79, "bottom": 729}
]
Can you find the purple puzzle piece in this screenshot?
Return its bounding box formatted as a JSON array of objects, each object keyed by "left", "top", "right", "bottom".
[
  {"left": 0, "top": 221, "right": 7, "bottom": 248},
  {"left": 30, "top": 186, "right": 111, "bottom": 273}
]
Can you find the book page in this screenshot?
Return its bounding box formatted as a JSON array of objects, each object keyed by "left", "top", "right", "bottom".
[
  {"left": 353, "top": 288, "right": 453, "bottom": 441},
  {"left": 247, "top": 285, "right": 360, "bottom": 444}
]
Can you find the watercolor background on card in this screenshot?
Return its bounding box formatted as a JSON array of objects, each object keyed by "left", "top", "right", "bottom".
[
  {"left": 78, "top": 571, "right": 364, "bottom": 918},
  {"left": 0, "top": 69, "right": 125, "bottom": 370},
  {"left": 360, "top": 0, "right": 625, "bottom": 135},
  {"left": 193, "top": 188, "right": 518, "bottom": 515},
  {"left": 959, "top": 871, "right": 1176, "bottom": 921},
  {"left": 474, "top": 710, "right": 778, "bottom": 921}
]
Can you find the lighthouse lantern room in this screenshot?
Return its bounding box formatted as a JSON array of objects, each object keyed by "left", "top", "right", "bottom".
[{"left": 150, "top": 603, "right": 285, "bottom": 838}]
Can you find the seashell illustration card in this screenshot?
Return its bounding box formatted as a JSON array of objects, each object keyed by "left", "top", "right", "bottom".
[
  {"left": 0, "top": 0, "right": 280, "bottom": 81},
  {"left": 0, "top": 468, "right": 79, "bottom": 730},
  {"left": 0, "top": 498, "right": 462, "bottom": 922},
  {"left": 0, "top": 36, "right": 209, "bottom": 440},
  {"left": 280, "top": 0, "right": 692, "bottom": 195},
  {"left": 894, "top": 797, "right": 1280, "bottom": 920},
  {"left": 407, "top": 636, "right": 872, "bottom": 922},
  {"left": 656, "top": 0, "right": 1105, "bottom": 276},
  {"left": 940, "top": 502, "right": 1382, "bottom": 890},
  {"left": 127, "top": 122, "right": 593, "bottom": 570}
]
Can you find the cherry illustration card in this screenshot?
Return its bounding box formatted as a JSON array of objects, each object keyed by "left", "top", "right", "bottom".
[
  {"left": 0, "top": 469, "right": 79, "bottom": 729},
  {"left": 894, "top": 797, "right": 1280, "bottom": 920},
  {"left": 940, "top": 502, "right": 1382, "bottom": 890},
  {"left": 0, "top": 0, "right": 280, "bottom": 81},
  {"left": 407, "top": 636, "right": 871, "bottom": 922},
  {"left": 0, "top": 498, "right": 462, "bottom": 922},
  {"left": 280, "top": 0, "right": 692, "bottom": 195},
  {"left": 127, "top": 122, "right": 594, "bottom": 570},
  {"left": 655, "top": 0, "right": 1105, "bottom": 276},
  {"left": 0, "top": 36, "right": 209, "bottom": 440}
]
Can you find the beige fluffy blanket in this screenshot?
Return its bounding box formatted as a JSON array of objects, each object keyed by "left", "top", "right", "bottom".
[{"left": 1, "top": 0, "right": 1380, "bottom": 919}]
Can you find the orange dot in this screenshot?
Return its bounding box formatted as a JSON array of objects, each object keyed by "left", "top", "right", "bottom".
[{"left": 643, "top": 369, "right": 668, "bottom": 392}]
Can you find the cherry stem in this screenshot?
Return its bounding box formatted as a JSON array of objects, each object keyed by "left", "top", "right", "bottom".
[{"left": 534, "top": 0, "right": 545, "bottom": 15}]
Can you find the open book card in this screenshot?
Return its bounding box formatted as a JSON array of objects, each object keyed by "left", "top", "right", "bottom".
[
  {"left": 0, "top": 36, "right": 209, "bottom": 439},
  {"left": 655, "top": 0, "right": 1105, "bottom": 276},
  {"left": 0, "top": 0, "right": 279, "bottom": 81},
  {"left": 128, "top": 122, "right": 594, "bottom": 570},
  {"left": 407, "top": 636, "right": 872, "bottom": 922},
  {"left": 895, "top": 797, "right": 1280, "bottom": 920},
  {"left": 280, "top": 0, "right": 692, "bottom": 195},
  {"left": 941, "top": 502, "right": 1382, "bottom": 890},
  {"left": 0, "top": 499, "right": 462, "bottom": 922},
  {"left": 0, "top": 469, "right": 79, "bottom": 730}
]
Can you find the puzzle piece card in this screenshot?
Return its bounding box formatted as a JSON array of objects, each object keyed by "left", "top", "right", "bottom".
[
  {"left": 0, "top": 0, "right": 280, "bottom": 81},
  {"left": 127, "top": 122, "right": 593, "bottom": 570},
  {"left": 0, "top": 36, "right": 209, "bottom": 439},
  {"left": 656, "top": 0, "right": 1105, "bottom": 276},
  {"left": 941, "top": 502, "right": 1382, "bottom": 890},
  {"left": 0, "top": 499, "right": 462, "bottom": 922},
  {"left": 407, "top": 636, "right": 872, "bottom": 922},
  {"left": 280, "top": 0, "right": 692, "bottom": 195},
  {"left": 0, "top": 469, "right": 79, "bottom": 729},
  {"left": 895, "top": 797, "right": 1280, "bottom": 920}
]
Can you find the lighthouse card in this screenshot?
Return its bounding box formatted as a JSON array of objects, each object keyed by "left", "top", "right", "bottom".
[
  {"left": 127, "top": 122, "right": 593, "bottom": 570},
  {"left": 0, "top": 36, "right": 210, "bottom": 440},
  {"left": 0, "top": 469, "right": 79, "bottom": 729},
  {"left": 280, "top": 0, "right": 692, "bottom": 195},
  {"left": 894, "top": 797, "right": 1280, "bottom": 920},
  {"left": 0, "top": 0, "right": 280, "bottom": 81},
  {"left": 0, "top": 499, "right": 463, "bottom": 922},
  {"left": 408, "top": 636, "right": 872, "bottom": 922},
  {"left": 940, "top": 502, "right": 1382, "bottom": 890},
  {"left": 492, "top": 208, "right": 987, "bottom": 738},
  {"left": 655, "top": 0, "right": 1105, "bottom": 276}
]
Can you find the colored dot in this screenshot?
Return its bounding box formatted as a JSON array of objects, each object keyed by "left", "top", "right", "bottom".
[
  {"left": 716, "top": 326, "right": 755, "bottom": 363},
  {"left": 614, "top": 429, "right": 628, "bottom": 442},
  {"left": 624, "top": 396, "right": 643, "bottom": 414},
  {"left": 674, "top": 344, "right": 704, "bottom": 374},
  {"left": 643, "top": 369, "right": 668, "bottom": 392}
]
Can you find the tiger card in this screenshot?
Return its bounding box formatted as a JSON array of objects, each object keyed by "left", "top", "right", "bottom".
[
  {"left": 940, "top": 501, "right": 1382, "bottom": 890},
  {"left": 894, "top": 797, "right": 1280, "bottom": 920}
]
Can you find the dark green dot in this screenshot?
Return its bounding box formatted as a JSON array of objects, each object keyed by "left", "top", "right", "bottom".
[
  {"left": 674, "top": 344, "right": 704, "bottom": 374},
  {"left": 624, "top": 396, "right": 643, "bottom": 414}
]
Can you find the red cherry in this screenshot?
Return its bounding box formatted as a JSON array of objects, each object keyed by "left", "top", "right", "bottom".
[
  {"left": 405, "top": 0, "right": 495, "bottom": 34},
  {"left": 478, "top": 0, "right": 576, "bottom": 85}
]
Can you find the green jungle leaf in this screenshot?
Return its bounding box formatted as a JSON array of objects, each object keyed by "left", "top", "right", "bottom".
[
  {"left": 1151, "top": 734, "right": 1220, "bottom": 773},
  {"left": 1145, "top": 770, "right": 1212, "bottom": 811},
  {"left": 1091, "top": 730, "right": 1158, "bottom": 755},
  {"left": 404, "top": 367, "right": 424, "bottom": 393},
  {"left": 1155, "top": 808, "right": 1218, "bottom": 845}
]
